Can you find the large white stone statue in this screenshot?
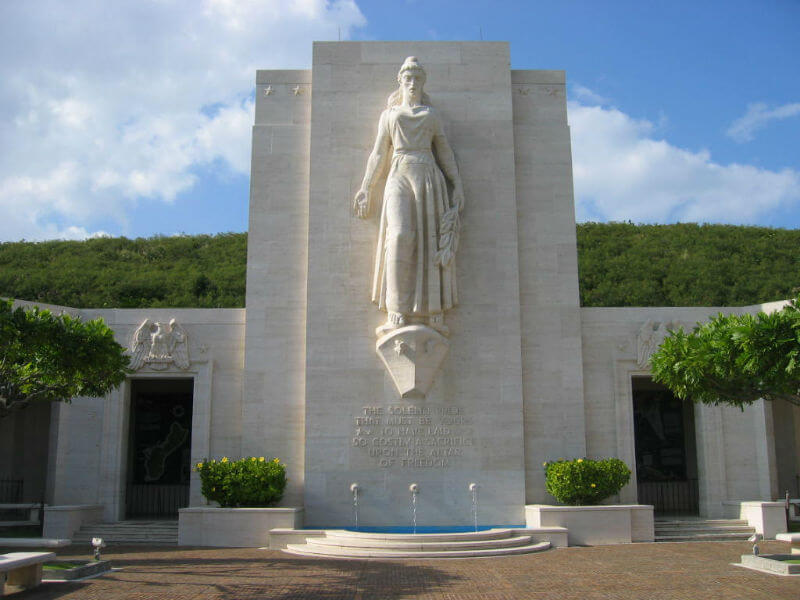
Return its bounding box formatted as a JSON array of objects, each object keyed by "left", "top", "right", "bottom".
[{"left": 354, "top": 56, "right": 464, "bottom": 339}]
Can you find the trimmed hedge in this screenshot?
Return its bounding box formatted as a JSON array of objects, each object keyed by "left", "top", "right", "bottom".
[
  {"left": 543, "top": 457, "right": 631, "bottom": 505},
  {"left": 195, "top": 456, "right": 286, "bottom": 507}
]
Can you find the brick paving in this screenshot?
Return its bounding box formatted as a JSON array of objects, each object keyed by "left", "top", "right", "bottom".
[{"left": 5, "top": 540, "right": 799, "bottom": 600}]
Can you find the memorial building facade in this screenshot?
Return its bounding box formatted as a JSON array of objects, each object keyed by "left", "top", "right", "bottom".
[{"left": 1, "top": 42, "right": 798, "bottom": 529}]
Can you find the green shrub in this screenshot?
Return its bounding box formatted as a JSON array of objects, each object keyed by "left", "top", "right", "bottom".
[
  {"left": 195, "top": 456, "right": 287, "bottom": 507},
  {"left": 543, "top": 457, "right": 631, "bottom": 505}
]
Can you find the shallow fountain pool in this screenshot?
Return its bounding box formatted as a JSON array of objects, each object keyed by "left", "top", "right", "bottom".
[{"left": 338, "top": 525, "right": 524, "bottom": 534}]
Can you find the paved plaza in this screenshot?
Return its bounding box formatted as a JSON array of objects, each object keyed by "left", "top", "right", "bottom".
[{"left": 6, "top": 540, "right": 798, "bottom": 599}]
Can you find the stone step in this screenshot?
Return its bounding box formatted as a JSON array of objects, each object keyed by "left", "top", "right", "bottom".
[
  {"left": 74, "top": 531, "right": 178, "bottom": 538},
  {"left": 75, "top": 525, "right": 178, "bottom": 530},
  {"left": 73, "top": 532, "right": 178, "bottom": 540},
  {"left": 653, "top": 518, "right": 755, "bottom": 542},
  {"left": 655, "top": 525, "right": 754, "bottom": 535},
  {"left": 306, "top": 533, "right": 533, "bottom": 551},
  {"left": 74, "top": 520, "right": 178, "bottom": 545},
  {"left": 284, "top": 540, "right": 551, "bottom": 559},
  {"left": 321, "top": 528, "right": 514, "bottom": 542},
  {"left": 282, "top": 528, "right": 554, "bottom": 559},
  {"left": 655, "top": 535, "right": 753, "bottom": 543},
  {"left": 654, "top": 519, "right": 748, "bottom": 528}
]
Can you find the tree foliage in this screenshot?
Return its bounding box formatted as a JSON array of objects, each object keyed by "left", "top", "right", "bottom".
[
  {"left": 0, "top": 300, "right": 130, "bottom": 418},
  {"left": 649, "top": 299, "right": 800, "bottom": 408},
  {"left": 578, "top": 222, "right": 800, "bottom": 307},
  {"left": 0, "top": 224, "right": 799, "bottom": 309},
  {"left": 0, "top": 233, "right": 246, "bottom": 308}
]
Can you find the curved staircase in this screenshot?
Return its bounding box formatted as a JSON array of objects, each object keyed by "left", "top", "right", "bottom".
[{"left": 283, "top": 528, "right": 552, "bottom": 559}]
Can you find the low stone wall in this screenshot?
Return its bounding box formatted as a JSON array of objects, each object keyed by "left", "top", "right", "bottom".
[
  {"left": 723, "top": 500, "right": 786, "bottom": 539},
  {"left": 525, "top": 504, "right": 654, "bottom": 546},
  {"left": 42, "top": 505, "right": 103, "bottom": 540},
  {"left": 178, "top": 507, "right": 304, "bottom": 547}
]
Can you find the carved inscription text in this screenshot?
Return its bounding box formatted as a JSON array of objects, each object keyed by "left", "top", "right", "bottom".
[{"left": 352, "top": 404, "right": 474, "bottom": 468}]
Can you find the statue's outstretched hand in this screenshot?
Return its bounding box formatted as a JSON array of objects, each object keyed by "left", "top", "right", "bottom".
[{"left": 353, "top": 189, "right": 369, "bottom": 218}]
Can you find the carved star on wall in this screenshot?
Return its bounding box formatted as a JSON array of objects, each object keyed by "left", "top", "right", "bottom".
[
  {"left": 292, "top": 85, "right": 304, "bottom": 96},
  {"left": 263, "top": 85, "right": 273, "bottom": 96}
]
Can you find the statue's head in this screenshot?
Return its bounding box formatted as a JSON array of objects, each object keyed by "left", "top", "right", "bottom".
[
  {"left": 396, "top": 56, "right": 426, "bottom": 86},
  {"left": 389, "top": 56, "right": 430, "bottom": 107}
]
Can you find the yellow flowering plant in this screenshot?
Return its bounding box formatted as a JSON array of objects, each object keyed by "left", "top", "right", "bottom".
[
  {"left": 195, "top": 456, "right": 287, "bottom": 507},
  {"left": 542, "top": 457, "right": 630, "bottom": 505}
]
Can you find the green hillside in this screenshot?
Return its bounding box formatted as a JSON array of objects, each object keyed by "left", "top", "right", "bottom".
[
  {"left": 577, "top": 223, "right": 800, "bottom": 307},
  {"left": 1, "top": 224, "right": 798, "bottom": 308},
  {"left": 0, "top": 233, "right": 246, "bottom": 308}
]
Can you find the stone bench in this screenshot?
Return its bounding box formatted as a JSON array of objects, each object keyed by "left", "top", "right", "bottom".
[
  {"left": 775, "top": 532, "right": 800, "bottom": 555},
  {"left": 0, "top": 551, "right": 55, "bottom": 595},
  {"left": 0, "top": 538, "right": 71, "bottom": 549}
]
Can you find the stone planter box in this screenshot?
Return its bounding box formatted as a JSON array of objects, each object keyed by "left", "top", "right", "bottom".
[
  {"left": 42, "top": 559, "right": 110, "bottom": 581},
  {"left": 178, "top": 507, "right": 303, "bottom": 547},
  {"left": 525, "top": 504, "right": 654, "bottom": 546},
  {"left": 739, "top": 554, "right": 800, "bottom": 575}
]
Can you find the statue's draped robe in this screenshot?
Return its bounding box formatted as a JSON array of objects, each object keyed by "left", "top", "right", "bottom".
[{"left": 372, "top": 105, "right": 458, "bottom": 317}]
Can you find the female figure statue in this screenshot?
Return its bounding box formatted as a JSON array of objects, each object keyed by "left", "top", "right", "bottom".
[{"left": 354, "top": 56, "right": 464, "bottom": 337}]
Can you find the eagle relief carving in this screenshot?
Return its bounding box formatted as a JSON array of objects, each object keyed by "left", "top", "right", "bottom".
[
  {"left": 129, "top": 318, "right": 190, "bottom": 371},
  {"left": 636, "top": 319, "right": 686, "bottom": 369}
]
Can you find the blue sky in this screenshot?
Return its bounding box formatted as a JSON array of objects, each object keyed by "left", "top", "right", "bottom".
[{"left": 0, "top": 0, "right": 798, "bottom": 241}]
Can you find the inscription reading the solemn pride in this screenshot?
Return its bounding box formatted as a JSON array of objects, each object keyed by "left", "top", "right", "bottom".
[{"left": 352, "top": 405, "right": 473, "bottom": 468}]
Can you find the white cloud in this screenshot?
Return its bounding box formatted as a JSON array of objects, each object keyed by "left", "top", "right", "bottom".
[
  {"left": 571, "top": 84, "right": 610, "bottom": 106},
  {"left": 570, "top": 102, "right": 800, "bottom": 224},
  {"left": 0, "top": 0, "right": 365, "bottom": 241},
  {"left": 726, "top": 101, "right": 800, "bottom": 143}
]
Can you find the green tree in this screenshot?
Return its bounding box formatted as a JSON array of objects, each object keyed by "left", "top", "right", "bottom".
[
  {"left": 649, "top": 299, "right": 800, "bottom": 408},
  {"left": 0, "top": 300, "right": 130, "bottom": 418}
]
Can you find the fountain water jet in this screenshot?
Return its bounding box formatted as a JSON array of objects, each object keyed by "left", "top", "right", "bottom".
[
  {"left": 350, "top": 483, "right": 359, "bottom": 531},
  {"left": 409, "top": 483, "right": 419, "bottom": 534},
  {"left": 469, "top": 483, "right": 479, "bottom": 532}
]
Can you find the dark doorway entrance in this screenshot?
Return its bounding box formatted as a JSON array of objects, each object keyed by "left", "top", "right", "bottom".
[
  {"left": 632, "top": 376, "right": 699, "bottom": 515},
  {"left": 126, "top": 378, "right": 193, "bottom": 518}
]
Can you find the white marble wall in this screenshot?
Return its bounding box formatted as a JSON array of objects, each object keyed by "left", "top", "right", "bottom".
[
  {"left": 580, "top": 304, "right": 788, "bottom": 516},
  {"left": 242, "top": 69, "right": 311, "bottom": 506},
  {"left": 8, "top": 43, "right": 797, "bottom": 529},
  {"left": 39, "top": 305, "right": 245, "bottom": 520},
  {"left": 302, "top": 42, "right": 526, "bottom": 527},
  {"left": 511, "top": 69, "right": 586, "bottom": 502}
]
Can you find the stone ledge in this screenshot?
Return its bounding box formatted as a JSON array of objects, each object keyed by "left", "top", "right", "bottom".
[
  {"left": 525, "top": 504, "right": 654, "bottom": 545},
  {"left": 42, "top": 505, "right": 103, "bottom": 540},
  {"left": 0, "top": 538, "right": 70, "bottom": 548},
  {"left": 722, "top": 501, "right": 787, "bottom": 539},
  {"left": 178, "top": 507, "right": 304, "bottom": 547}
]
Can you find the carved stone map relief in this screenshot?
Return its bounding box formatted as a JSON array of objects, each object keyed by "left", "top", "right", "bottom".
[{"left": 353, "top": 56, "right": 464, "bottom": 398}]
